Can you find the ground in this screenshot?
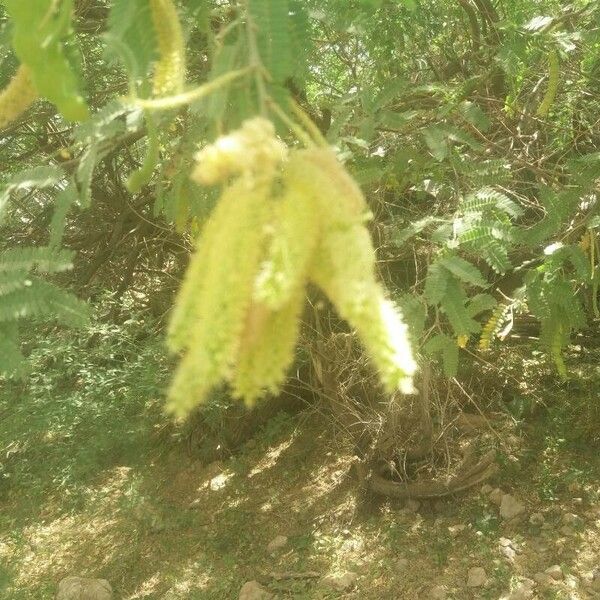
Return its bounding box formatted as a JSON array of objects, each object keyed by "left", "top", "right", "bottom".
[{"left": 0, "top": 324, "right": 599, "bottom": 599}]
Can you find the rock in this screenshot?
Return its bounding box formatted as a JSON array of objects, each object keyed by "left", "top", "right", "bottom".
[
  {"left": 490, "top": 488, "right": 504, "bottom": 506},
  {"left": 498, "top": 537, "right": 517, "bottom": 561},
  {"left": 562, "top": 512, "right": 583, "bottom": 527},
  {"left": 565, "top": 574, "right": 578, "bottom": 590},
  {"left": 429, "top": 584, "right": 447, "bottom": 599},
  {"left": 266, "top": 535, "right": 288, "bottom": 553},
  {"left": 533, "top": 572, "right": 553, "bottom": 587},
  {"left": 405, "top": 499, "right": 421, "bottom": 513},
  {"left": 467, "top": 566, "right": 487, "bottom": 587},
  {"left": 239, "top": 581, "right": 273, "bottom": 600},
  {"left": 559, "top": 525, "right": 575, "bottom": 536},
  {"left": 56, "top": 577, "right": 113, "bottom": 600},
  {"left": 545, "top": 564, "right": 564, "bottom": 580},
  {"left": 448, "top": 524, "right": 466, "bottom": 537},
  {"left": 321, "top": 571, "right": 358, "bottom": 592},
  {"left": 481, "top": 484, "right": 493, "bottom": 495},
  {"left": 500, "top": 494, "right": 526, "bottom": 520},
  {"left": 529, "top": 512, "right": 545, "bottom": 526},
  {"left": 504, "top": 578, "right": 535, "bottom": 600}
]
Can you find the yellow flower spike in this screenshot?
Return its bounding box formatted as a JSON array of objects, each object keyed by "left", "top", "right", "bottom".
[
  {"left": 149, "top": 0, "right": 186, "bottom": 96},
  {"left": 166, "top": 178, "right": 272, "bottom": 414},
  {"left": 0, "top": 64, "right": 38, "bottom": 129},
  {"left": 192, "top": 118, "right": 288, "bottom": 186},
  {"left": 168, "top": 120, "right": 418, "bottom": 416},
  {"left": 457, "top": 334, "right": 469, "bottom": 348},
  {"left": 310, "top": 225, "right": 417, "bottom": 394},
  {"left": 286, "top": 149, "right": 367, "bottom": 222},
  {"left": 254, "top": 185, "right": 320, "bottom": 309},
  {"left": 233, "top": 290, "right": 305, "bottom": 404}
]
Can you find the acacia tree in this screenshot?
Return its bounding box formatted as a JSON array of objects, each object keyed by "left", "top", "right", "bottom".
[{"left": 1, "top": 0, "right": 599, "bottom": 419}]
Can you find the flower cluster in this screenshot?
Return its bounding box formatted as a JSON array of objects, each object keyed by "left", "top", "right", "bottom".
[
  {"left": 149, "top": 0, "right": 186, "bottom": 97},
  {"left": 0, "top": 65, "right": 38, "bottom": 129},
  {"left": 167, "top": 118, "right": 416, "bottom": 416}
]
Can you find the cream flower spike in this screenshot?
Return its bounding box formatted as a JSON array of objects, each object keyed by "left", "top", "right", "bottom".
[
  {"left": 192, "top": 118, "right": 288, "bottom": 185},
  {"left": 167, "top": 118, "right": 417, "bottom": 417}
]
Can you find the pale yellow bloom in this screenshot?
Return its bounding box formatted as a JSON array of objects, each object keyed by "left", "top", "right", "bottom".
[
  {"left": 149, "top": 0, "right": 186, "bottom": 96},
  {"left": 254, "top": 185, "right": 319, "bottom": 309},
  {"left": 0, "top": 65, "right": 38, "bottom": 129},
  {"left": 167, "top": 121, "right": 417, "bottom": 416},
  {"left": 166, "top": 178, "right": 271, "bottom": 416},
  {"left": 233, "top": 290, "right": 305, "bottom": 403},
  {"left": 192, "top": 118, "right": 288, "bottom": 186}
]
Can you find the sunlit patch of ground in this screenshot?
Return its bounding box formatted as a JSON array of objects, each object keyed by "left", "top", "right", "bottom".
[{"left": 2, "top": 391, "right": 600, "bottom": 599}]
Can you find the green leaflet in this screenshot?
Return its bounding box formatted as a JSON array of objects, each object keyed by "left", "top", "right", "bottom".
[
  {"left": 424, "top": 125, "right": 482, "bottom": 161},
  {"left": 391, "top": 216, "right": 443, "bottom": 245},
  {"left": 248, "top": 0, "right": 291, "bottom": 84},
  {"left": 0, "top": 271, "right": 30, "bottom": 295},
  {"left": 461, "top": 188, "right": 523, "bottom": 219},
  {"left": 2, "top": 0, "right": 89, "bottom": 121},
  {"left": 438, "top": 255, "right": 488, "bottom": 288},
  {"left": 0, "top": 278, "right": 88, "bottom": 326},
  {"left": 126, "top": 115, "right": 160, "bottom": 193},
  {"left": 467, "top": 293, "right": 497, "bottom": 317},
  {"left": 424, "top": 262, "right": 449, "bottom": 306},
  {"left": 105, "top": 0, "right": 158, "bottom": 86},
  {"left": 424, "top": 333, "right": 459, "bottom": 377},
  {"left": 0, "top": 165, "right": 64, "bottom": 219},
  {"left": 537, "top": 48, "right": 560, "bottom": 117},
  {"left": 49, "top": 183, "right": 78, "bottom": 249},
  {"left": 0, "top": 322, "right": 24, "bottom": 377},
  {"left": 397, "top": 294, "right": 428, "bottom": 344},
  {"left": 440, "top": 277, "right": 480, "bottom": 336},
  {"left": 0, "top": 246, "right": 74, "bottom": 273}
]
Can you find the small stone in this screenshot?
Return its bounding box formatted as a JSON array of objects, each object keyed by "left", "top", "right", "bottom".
[
  {"left": 562, "top": 512, "right": 583, "bottom": 526},
  {"left": 565, "top": 574, "right": 578, "bottom": 590},
  {"left": 448, "top": 524, "right": 466, "bottom": 537},
  {"left": 239, "top": 581, "right": 274, "bottom": 600},
  {"left": 489, "top": 488, "right": 504, "bottom": 506},
  {"left": 467, "top": 566, "right": 487, "bottom": 587},
  {"left": 533, "top": 572, "right": 553, "bottom": 587},
  {"left": 529, "top": 512, "right": 545, "bottom": 526},
  {"left": 559, "top": 525, "right": 575, "bottom": 536},
  {"left": 481, "top": 484, "right": 493, "bottom": 495},
  {"left": 545, "top": 565, "right": 564, "bottom": 580},
  {"left": 405, "top": 499, "right": 421, "bottom": 513},
  {"left": 56, "top": 577, "right": 113, "bottom": 600},
  {"left": 505, "top": 578, "right": 535, "bottom": 600},
  {"left": 572, "top": 497, "right": 583, "bottom": 505},
  {"left": 500, "top": 494, "right": 526, "bottom": 520},
  {"left": 321, "top": 571, "right": 358, "bottom": 592},
  {"left": 266, "top": 535, "right": 288, "bottom": 553},
  {"left": 429, "top": 585, "right": 447, "bottom": 599},
  {"left": 581, "top": 571, "right": 595, "bottom": 587}
]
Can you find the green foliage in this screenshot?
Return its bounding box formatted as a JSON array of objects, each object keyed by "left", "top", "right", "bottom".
[
  {"left": 105, "top": 0, "right": 158, "bottom": 86},
  {"left": 2, "top": 0, "right": 89, "bottom": 120},
  {"left": 1, "top": 0, "right": 600, "bottom": 393},
  {"left": 0, "top": 246, "right": 88, "bottom": 376}
]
